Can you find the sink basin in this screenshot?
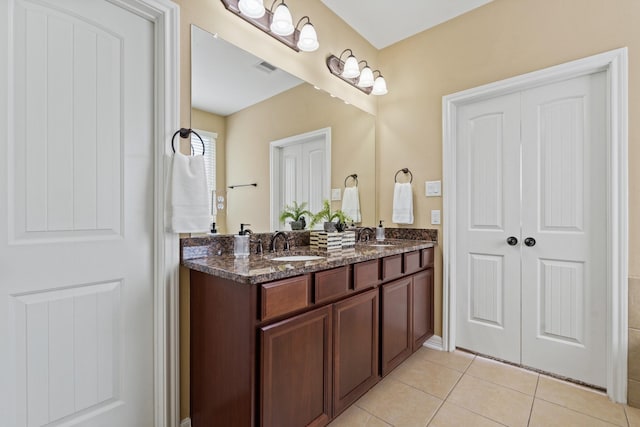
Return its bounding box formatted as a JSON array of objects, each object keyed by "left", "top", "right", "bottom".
[
  {"left": 368, "top": 243, "right": 394, "bottom": 247},
  {"left": 270, "top": 255, "right": 325, "bottom": 262}
]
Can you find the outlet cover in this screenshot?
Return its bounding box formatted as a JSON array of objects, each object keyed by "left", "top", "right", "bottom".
[
  {"left": 431, "top": 210, "right": 441, "bottom": 225},
  {"left": 331, "top": 188, "right": 341, "bottom": 201},
  {"left": 426, "top": 180, "right": 442, "bottom": 197}
]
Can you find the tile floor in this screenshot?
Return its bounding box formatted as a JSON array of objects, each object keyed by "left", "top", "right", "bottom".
[{"left": 328, "top": 347, "right": 640, "bottom": 427}]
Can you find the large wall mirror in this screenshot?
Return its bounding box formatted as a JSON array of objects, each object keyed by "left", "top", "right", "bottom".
[{"left": 191, "top": 25, "right": 376, "bottom": 234}]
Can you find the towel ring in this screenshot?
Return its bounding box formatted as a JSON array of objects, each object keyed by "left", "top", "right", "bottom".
[
  {"left": 344, "top": 174, "right": 358, "bottom": 187},
  {"left": 394, "top": 168, "right": 413, "bottom": 183},
  {"left": 171, "top": 128, "right": 205, "bottom": 155}
]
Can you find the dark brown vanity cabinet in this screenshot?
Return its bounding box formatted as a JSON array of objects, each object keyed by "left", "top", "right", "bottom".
[
  {"left": 260, "top": 305, "right": 333, "bottom": 427},
  {"left": 332, "top": 288, "right": 379, "bottom": 416},
  {"left": 189, "top": 245, "right": 435, "bottom": 427}
]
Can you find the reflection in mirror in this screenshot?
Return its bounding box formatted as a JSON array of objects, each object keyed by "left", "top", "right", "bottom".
[{"left": 191, "top": 25, "right": 376, "bottom": 234}]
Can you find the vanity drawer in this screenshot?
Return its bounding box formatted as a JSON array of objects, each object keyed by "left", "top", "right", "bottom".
[
  {"left": 314, "top": 266, "right": 350, "bottom": 304},
  {"left": 353, "top": 259, "right": 380, "bottom": 290},
  {"left": 382, "top": 255, "right": 403, "bottom": 282},
  {"left": 421, "top": 247, "right": 434, "bottom": 268},
  {"left": 261, "top": 275, "right": 311, "bottom": 321},
  {"left": 403, "top": 251, "right": 421, "bottom": 274}
]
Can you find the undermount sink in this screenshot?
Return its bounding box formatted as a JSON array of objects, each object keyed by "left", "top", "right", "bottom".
[
  {"left": 362, "top": 241, "right": 395, "bottom": 247},
  {"left": 270, "top": 255, "right": 325, "bottom": 262}
]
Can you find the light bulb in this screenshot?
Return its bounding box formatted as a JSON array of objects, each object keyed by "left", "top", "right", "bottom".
[
  {"left": 270, "top": 3, "right": 294, "bottom": 36},
  {"left": 357, "top": 66, "right": 374, "bottom": 88},
  {"left": 297, "top": 22, "right": 319, "bottom": 52},
  {"left": 238, "top": 0, "right": 265, "bottom": 19},
  {"left": 342, "top": 54, "right": 360, "bottom": 79}
]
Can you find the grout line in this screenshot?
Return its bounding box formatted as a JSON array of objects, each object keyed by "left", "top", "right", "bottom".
[
  {"left": 526, "top": 375, "right": 540, "bottom": 426},
  {"left": 440, "top": 400, "right": 510, "bottom": 427},
  {"left": 623, "top": 406, "right": 630, "bottom": 427},
  {"left": 533, "top": 396, "right": 628, "bottom": 427}
]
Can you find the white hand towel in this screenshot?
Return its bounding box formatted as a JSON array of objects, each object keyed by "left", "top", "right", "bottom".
[
  {"left": 342, "top": 187, "right": 361, "bottom": 223},
  {"left": 168, "top": 152, "right": 210, "bottom": 233},
  {"left": 392, "top": 182, "right": 414, "bottom": 224}
]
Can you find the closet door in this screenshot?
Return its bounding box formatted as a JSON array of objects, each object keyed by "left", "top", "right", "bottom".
[
  {"left": 455, "top": 93, "right": 522, "bottom": 364},
  {"left": 520, "top": 72, "right": 607, "bottom": 387}
]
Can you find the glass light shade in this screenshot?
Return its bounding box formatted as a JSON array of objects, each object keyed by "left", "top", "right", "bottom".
[
  {"left": 357, "top": 66, "right": 374, "bottom": 88},
  {"left": 238, "top": 0, "right": 265, "bottom": 18},
  {"left": 342, "top": 55, "right": 360, "bottom": 79},
  {"left": 270, "top": 3, "right": 294, "bottom": 36},
  {"left": 297, "top": 22, "right": 319, "bottom": 52},
  {"left": 372, "top": 75, "right": 388, "bottom": 95}
]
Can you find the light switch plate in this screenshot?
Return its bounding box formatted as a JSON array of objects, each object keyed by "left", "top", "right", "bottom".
[
  {"left": 431, "top": 209, "right": 441, "bottom": 225},
  {"left": 426, "top": 180, "right": 442, "bottom": 197},
  {"left": 331, "top": 188, "right": 341, "bottom": 201}
]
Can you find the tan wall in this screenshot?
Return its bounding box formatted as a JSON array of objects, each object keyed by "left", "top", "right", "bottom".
[
  {"left": 225, "top": 83, "right": 376, "bottom": 234},
  {"left": 191, "top": 108, "right": 227, "bottom": 233},
  {"left": 377, "top": 0, "right": 640, "bottom": 405}
]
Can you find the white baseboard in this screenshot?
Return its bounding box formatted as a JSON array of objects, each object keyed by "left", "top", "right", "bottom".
[
  {"left": 180, "top": 417, "right": 192, "bottom": 427},
  {"left": 423, "top": 335, "right": 443, "bottom": 351}
]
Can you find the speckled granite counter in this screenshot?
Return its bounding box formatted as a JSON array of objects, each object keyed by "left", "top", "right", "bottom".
[{"left": 182, "top": 238, "right": 435, "bottom": 285}]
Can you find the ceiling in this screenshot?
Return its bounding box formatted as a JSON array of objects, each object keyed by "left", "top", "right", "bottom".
[
  {"left": 320, "top": 0, "right": 494, "bottom": 49},
  {"left": 191, "top": 25, "right": 303, "bottom": 116}
]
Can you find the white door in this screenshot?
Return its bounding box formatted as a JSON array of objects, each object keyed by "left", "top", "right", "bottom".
[
  {"left": 273, "top": 129, "right": 330, "bottom": 230},
  {"left": 0, "top": 0, "right": 156, "bottom": 425},
  {"left": 456, "top": 72, "right": 607, "bottom": 386}
]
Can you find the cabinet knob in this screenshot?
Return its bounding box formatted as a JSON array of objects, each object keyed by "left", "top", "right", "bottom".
[
  {"left": 524, "top": 237, "right": 536, "bottom": 247},
  {"left": 506, "top": 236, "right": 518, "bottom": 246}
]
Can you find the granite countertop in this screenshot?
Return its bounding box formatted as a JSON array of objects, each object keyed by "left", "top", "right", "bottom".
[{"left": 182, "top": 239, "right": 435, "bottom": 285}]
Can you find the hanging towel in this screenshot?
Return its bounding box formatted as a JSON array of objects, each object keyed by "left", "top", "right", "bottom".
[
  {"left": 342, "top": 186, "right": 361, "bottom": 223},
  {"left": 168, "top": 152, "right": 210, "bottom": 233},
  {"left": 392, "top": 182, "right": 414, "bottom": 224}
]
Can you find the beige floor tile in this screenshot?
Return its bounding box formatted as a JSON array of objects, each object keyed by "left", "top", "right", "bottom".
[
  {"left": 328, "top": 405, "right": 392, "bottom": 427},
  {"left": 419, "top": 347, "right": 475, "bottom": 372},
  {"left": 447, "top": 374, "right": 533, "bottom": 427},
  {"left": 428, "top": 402, "right": 503, "bottom": 427},
  {"left": 466, "top": 356, "right": 539, "bottom": 395},
  {"left": 356, "top": 377, "right": 443, "bottom": 427},
  {"left": 627, "top": 405, "right": 640, "bottom": 427},
  {"left": 536, "top": 376, "right": 628, "bottom": 426},
  {"left": 390, "top": 354, "right": 463, "bottom": 399},
  {"left": 529, "top": 398, "right": 620, "bottom": 427}
]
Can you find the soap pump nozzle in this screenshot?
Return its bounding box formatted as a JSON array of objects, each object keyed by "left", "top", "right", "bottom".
[
  {"left": 239, "top": 223, "right": 252, "bottom": 235},
  {"left": 376, "top": 220, "right": 385, "bottom": 241}
]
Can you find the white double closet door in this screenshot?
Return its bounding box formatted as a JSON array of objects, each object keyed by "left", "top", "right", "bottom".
[{"left": 455, "top": 71, "right": 607, "bottom": 387}]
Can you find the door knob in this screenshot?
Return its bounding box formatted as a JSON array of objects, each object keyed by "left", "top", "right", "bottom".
[
  {"left": 506, "top": 236, "right": 518, "bottom": 246},
  {"left": 524, "top": 237, "right": 536, "bottom": 247}
]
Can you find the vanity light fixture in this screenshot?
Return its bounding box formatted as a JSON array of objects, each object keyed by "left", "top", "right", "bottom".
[
  {"left": 221, "top": 0, "right": 318, "bottom": 53},
  {"left": 326, "top": 49, "right": 388, "bottom": 95}
]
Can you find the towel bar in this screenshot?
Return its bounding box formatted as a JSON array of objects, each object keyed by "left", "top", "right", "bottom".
[
  {"left": 344, "top": 174, "right": 358, "bottom": 187},
  {"left": 171, "top": 128, "right": 205, "bottom": 155},
  {"left": 394, "top": 168, "right": 413, "bottom": 183}
]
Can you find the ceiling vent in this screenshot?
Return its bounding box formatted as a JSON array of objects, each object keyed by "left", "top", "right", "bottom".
[{"left": 255, "top": 60, "right": 278, "bottom": 74}]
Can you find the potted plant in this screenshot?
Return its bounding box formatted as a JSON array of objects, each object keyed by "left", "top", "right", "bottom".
[
  {"left": 310, "top": 200, "right": 352, "bottom": 232},
  {"left": 279, "top": 201, "right": 313, "bottom": 230}
]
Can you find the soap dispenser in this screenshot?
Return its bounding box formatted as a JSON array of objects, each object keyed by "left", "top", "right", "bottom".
[
  {"left": 376, "top": 220, "right": 385, "bottom": 241},
  {"left": 234, "top": 223, "right": 251, "bottom": 258}
]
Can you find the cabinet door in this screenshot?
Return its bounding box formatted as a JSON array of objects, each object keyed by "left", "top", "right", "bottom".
[
  {"left": 381, "top": 277, "right": 412, "bottom": 376},
  {"left": 412, "top": 269, "right": 434, "bottom": 351},
  {"left": 333, "top": 289, "right": 379, "bottom": 416},
  {"left": 260, "top": 305, "right": 332, "bottom": 427}
]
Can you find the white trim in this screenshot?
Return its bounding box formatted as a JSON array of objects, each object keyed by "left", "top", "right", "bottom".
[
  {"left": 269, "top": 127, "right": 331, "bottom": 231},
  {"left": 423, "top": 335, "right": 444, "bottom": 351},
  {"left": 111, "top": 0, "right": 180, "bottom": 425},
  {"left": 442, "top": 48, "right": 628, "bottom": 403},
  {"left": 180, "top": 417, "right": 192, "bottom": 427}
]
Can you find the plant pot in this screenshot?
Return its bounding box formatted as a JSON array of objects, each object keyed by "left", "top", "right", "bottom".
[
  {"left": 290, "top": 220, "right": 304, "bottom": 230},
  {"left": 323, "top": 221, "right": 337, "bottom": 232}
]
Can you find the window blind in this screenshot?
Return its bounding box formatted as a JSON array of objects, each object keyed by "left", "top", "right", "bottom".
[{"left": 191, "top": 129, "right": 217, "bottom": 216}]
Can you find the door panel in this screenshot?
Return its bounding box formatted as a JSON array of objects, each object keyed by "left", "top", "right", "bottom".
[
  {"left": 520, "top": 73, "right": 607, "bottom": 386},
  {"left": 456, "top": 93, "right": 521, "bottom": 364},
  {"left": 1, "top": 0, "right": 155, "bottom": 424}
]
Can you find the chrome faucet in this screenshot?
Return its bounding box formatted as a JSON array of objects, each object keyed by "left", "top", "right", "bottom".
[
  {"left": 358, "top": 227, "right": 375, "bottom": 242},
  {"left": 269, "top": 231, "right": 290, "bottom": 252}
]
